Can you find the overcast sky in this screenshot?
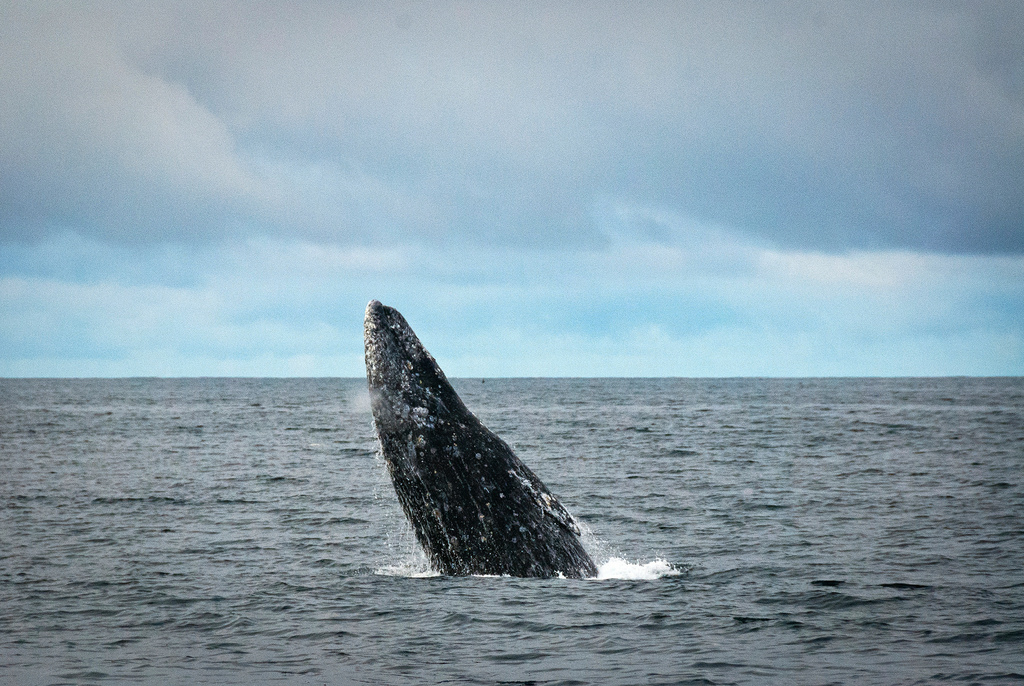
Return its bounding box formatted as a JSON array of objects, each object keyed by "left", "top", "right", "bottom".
[{"left": 1, "top": 1, "right": 1022, "bottom": 377}]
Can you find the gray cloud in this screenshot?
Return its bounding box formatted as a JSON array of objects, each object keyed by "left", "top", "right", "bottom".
[{"left": 1, "top": 1, "right": 1021, "bottom": 252}]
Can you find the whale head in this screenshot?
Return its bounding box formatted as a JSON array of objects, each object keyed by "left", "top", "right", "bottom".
[{"left": 363, "top": 300, "right": 469, "bottom": 435}]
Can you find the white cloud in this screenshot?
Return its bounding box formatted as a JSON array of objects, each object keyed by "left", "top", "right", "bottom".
[{"left": 1, "top": 224, "right": 1020, "bottom": 377}]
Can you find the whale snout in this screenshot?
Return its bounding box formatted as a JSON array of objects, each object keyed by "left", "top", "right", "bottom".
[
  {"left": 364, "top": 299, "right": 386, "bottom": 331},
  {"left": 364, "top": 300, "right": 421, "bottom": 395},
  {"left": 363, "top": 300, "right": 400, "bottom": 357}
]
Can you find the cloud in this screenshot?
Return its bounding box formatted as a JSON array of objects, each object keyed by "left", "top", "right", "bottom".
[
  {"left": 1, "top": 2, "right": 1021, "bottom": 377},
  {"left": 1, "top": 1, "right": 1021, "bottom": 251},
  {"left": 2, "top": 216, "right": 1020, "bottom": 377},
  {"left": 0, "top": 3, "right": 261, "bottom": 241}
]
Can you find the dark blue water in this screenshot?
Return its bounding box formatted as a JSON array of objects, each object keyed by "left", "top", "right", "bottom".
[{"left": 1, "top": 378, "right": 1022, "bottom": 685}]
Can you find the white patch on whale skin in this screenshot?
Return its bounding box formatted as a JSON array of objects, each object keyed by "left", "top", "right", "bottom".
[{"left": 509, "top": 468, "right": 582, "bottom": 536}]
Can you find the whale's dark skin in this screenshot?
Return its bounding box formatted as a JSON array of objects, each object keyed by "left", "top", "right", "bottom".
[{"left": 364, "top": 300, "right": 597, "bottom": 578}]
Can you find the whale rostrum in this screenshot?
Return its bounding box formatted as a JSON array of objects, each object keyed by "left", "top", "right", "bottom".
[{"left": 364, "top": 300, "right": 597, "bottom": 578}]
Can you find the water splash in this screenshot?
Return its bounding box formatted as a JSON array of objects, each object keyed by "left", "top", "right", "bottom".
[
  {"left": 576, "top": 520, "right": 680, "bottom": 579},
  {"left": 375, "top": 554, "right": 679, "bottom": 580},
  {"left": 374, "top": 560, "right": 439, "bottom": 578},
  {"left": 594, "top": 557, "right": 680, "bottom": 580},
  {"left": 374, "top": 541, "right": 437, "bottom": 577},
  {"left": 374, "top": 498, "right": 678, "bottom": 581}
]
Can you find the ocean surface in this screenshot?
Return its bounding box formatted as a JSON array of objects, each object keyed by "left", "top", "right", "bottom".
[{"left": 1, "top": 377, "right": 1022, "bottom": 685}]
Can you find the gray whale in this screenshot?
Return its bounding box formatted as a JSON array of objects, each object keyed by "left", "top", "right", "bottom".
[{"left": 364, "top": 300, "right": 597, "bottom": 578}]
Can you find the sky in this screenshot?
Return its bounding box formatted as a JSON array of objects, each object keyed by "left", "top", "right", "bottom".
[{"left": 1, "top": 1, "right": 1022, "bottom": 377}]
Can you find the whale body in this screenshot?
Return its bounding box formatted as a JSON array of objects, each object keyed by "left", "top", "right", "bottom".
[{"left": 364, "top": 300, "right": 596, "bottom": 578}]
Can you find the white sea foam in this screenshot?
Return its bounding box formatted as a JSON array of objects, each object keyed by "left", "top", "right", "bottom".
[
  {"left": 577, "top": 521, "right": 679, "bottom": 580},
  {"left": 375, "top": 514, "right": 678, "bottom": 580},
  {"left": 374, "top": 555, "right": 678, "bottom": 580},
  {"left": 374, "top": 558, "right": 438, "bottom": 577},
  {"left": 594, "top": 557, "right": 680, "bottom": 580}
]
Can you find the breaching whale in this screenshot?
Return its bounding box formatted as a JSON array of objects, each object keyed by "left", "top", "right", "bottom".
[{"left": 364, "top": 300, "right": 597, "bottom": 578}]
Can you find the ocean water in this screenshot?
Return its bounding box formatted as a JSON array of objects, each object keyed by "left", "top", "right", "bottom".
[{"left": 1, "top": 377, "right": 1022, "bottom": 685}]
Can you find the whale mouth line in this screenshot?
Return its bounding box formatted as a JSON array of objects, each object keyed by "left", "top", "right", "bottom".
[{"left": 364, "top": 300, "right": 597, "bottom": 579}]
